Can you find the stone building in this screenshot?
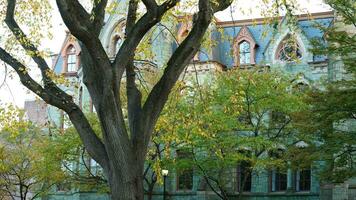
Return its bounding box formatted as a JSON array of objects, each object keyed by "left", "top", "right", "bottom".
[{"left": 41, "top": 1, "right": 355, "bottom": 199}]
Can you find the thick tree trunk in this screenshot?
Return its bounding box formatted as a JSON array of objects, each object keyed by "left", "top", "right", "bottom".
[
  {"left": 107, "top": 167, "right": 145, "bottom": 200},
  {"left": 1, "top": 1, "right": 234, "bottom": 200}
]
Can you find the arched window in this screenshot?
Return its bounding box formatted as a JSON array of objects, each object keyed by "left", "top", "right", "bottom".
[
  {"left": 66, "top": 46, "right": 77, "bottom": 72},
  {"left": 276, "top": 35, "right": 302, "bottom": 62},
  {"left": 233, "top": 26, "right": 256, "bottom": 66},
  {"left": 239, "top": 41, "right": 251, "bottom": 64}
]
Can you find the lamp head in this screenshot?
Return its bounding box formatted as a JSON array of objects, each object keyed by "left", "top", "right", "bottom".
[{"left": 162, "top": 169, "right": 169, "bottom": 176}]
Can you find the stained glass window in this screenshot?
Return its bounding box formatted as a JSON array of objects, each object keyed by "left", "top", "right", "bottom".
[{"left": 277, "top": 35, "right": 302, "bottom": 62}]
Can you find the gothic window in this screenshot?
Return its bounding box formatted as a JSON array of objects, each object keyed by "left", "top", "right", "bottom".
[
  {"left": 176, "top": 150, "right": 194, "bottom": 191},
  {"left": 296, "top": 169, "right": 311, "bottom": 191},
  {"left": 238, "top": 160, "right": 252, "bottom": 192},
  {"left": 66, "top": 46, "right": 77, "bottom": 72},
  {"left": 276, "top": 35, "right": 302, "bottom": 62},
  {"left": 239, "top": 41, "right": 251, "bottom": 64},
  {"left": 234, "top": 26, "right": 256, "bottom": 65}
]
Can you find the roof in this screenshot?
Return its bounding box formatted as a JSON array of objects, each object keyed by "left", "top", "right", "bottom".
[{"left": 211, "top": 12, "right": 334, "bottom": 67}]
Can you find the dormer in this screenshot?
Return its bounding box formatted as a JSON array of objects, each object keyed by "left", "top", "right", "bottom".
[
  {"left": 233, "top": 26, "right": 257, "bottom": 66},
  {"left": 60, "top": 35, "right": 81, "bottom": 76}
]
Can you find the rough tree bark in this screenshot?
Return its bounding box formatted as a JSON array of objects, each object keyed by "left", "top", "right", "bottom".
[{"left": 0, "top": 0, "right": 233, "bottom": 199}]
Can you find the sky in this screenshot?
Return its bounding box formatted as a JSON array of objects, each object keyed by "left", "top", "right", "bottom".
[{"left": 0, "top": 0, "right": 331, "bottom": 108}]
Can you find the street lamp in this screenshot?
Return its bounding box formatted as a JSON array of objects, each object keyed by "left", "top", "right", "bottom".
[{"left": 162, "top": 169, "right": 169, "bottom": 200}]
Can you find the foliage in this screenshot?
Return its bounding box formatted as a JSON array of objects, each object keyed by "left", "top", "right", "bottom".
[
  {"left": 155, "top": 69, "right": 307, "bottom": 199},
  {"left": 0, "top": 0, "right": 326, "bottom": 199},
  {"left": 300, "top": 0, "right": 356, "bottom": 183},
  {"left": 0, "top": 105, "right": 64, "bottom": 200},
  {"left": 41, "top": 115, "right": 109, "bottom": 193}
]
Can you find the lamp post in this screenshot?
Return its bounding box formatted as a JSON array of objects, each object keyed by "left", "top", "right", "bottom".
[{"left": 162, "top": 169, "right": 169, "bottom": 200}]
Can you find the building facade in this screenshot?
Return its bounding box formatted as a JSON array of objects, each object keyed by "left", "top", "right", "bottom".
[{"left": 41, "top": 1, "right": 355, "bottom": 199}]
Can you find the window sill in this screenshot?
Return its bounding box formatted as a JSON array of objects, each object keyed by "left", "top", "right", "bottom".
[
  {"left": 295, "top": 190, "right": 311, "bottom": 194},
  {"left": 63, "top": 72, "right": 78, "bottom": 77},
  {"left": 269, "top": 191, "right": 287, "bottom": 194},
  {"left": 173, "top": 190, "right": 195, "bottom": 195}
]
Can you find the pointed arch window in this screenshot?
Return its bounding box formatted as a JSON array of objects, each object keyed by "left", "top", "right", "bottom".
[
  {"left": 234, "top": 26, "right": 256, "bottom": 66},
  {"left": 66, "top": 45, "right": 77, "bottom": 72},
  {"left": 276, "top": 34, "right": 302, "bottom": 62}
]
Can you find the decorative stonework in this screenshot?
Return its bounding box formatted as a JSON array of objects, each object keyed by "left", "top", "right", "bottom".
[
  {"left": 275, "top": 34, "right": 302, "bottom": 62},
  {"left": 60, "top": 35, "right": 81, "bottom": 74},
  {"left": 233, "top": 26, "right": 257, "bottom": 66},
  {"left": 108, "top": 20, "right": 126, "bottom": 58}
]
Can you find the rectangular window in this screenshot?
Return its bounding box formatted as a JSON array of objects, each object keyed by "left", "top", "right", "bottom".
[
  {"left": 67, "top": 54, "right": 76, "bottom": 72},
  {"left": 271, "top": 170, "right": 287, "bottom": 192},
  {"left": 238, "top": 161, "right": 252, "bottom": 192},
  {"left": 296, "top": 169, "right": 311, "bottom": 191},
  {"left": 177, "top": 150, "right": 193, "bottom": 191}
]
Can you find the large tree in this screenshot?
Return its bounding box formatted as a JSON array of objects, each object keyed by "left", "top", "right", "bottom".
[{"left": 0, "top": 0, "right": 233, "bottom": 199}]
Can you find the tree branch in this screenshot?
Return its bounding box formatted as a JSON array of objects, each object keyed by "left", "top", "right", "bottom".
[
  {"left": 0, "top": 47, "right": 109, "bottom": 172},
  {"left": 142, "top": 0, "right": 158, "bottom": 10},
  {"left": 142, "top": 0, "right": 221, "bottom": 146},
  {"left": 112, "top": 0, "right": 180, "bottom": 94},
  {"left": 5, "top": 0, "right": 59, "bottom": 89},
  {"left": 91, "top": 0, "right": 108, "bottom": 36}
]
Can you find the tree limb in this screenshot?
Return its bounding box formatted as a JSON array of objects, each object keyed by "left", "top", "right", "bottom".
[
  {"left": 0, "top": 47, "right": 109, "bottom": 172},
  {"left": 5, "top": 0, "right": 59, "bottom": 89},
  {"left": 91, "top": 0, "right": 108, "bottom": 36}
]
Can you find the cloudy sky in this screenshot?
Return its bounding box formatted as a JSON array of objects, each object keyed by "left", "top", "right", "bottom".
[{"left": 0, "top": 0, "right": 331, "bottom": 108}]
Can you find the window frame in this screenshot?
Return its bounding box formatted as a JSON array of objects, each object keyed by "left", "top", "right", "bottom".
[
  {"left": 239, "top": 41, "right": 251, "bottom": 65},
  {"left": 66, "top": 46, "right": 77, "bottom": 72},
  {"left": 275, "top": 34, "right": 303, "bottom": 62},
  {"left": 270, "top": 169, "right": 288, "bottom": 192},
  {"left": 233, "top": 26, "right": 256, "bottom": 66},
  {"left": 60, "top": 39, "right": 81, "bottom": 75},
  {"left": 295, "top": 168, "right": 311, "bottom": 192},
  {"left": 269, "top": 149, "right": 287, "bottom": 193}
]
